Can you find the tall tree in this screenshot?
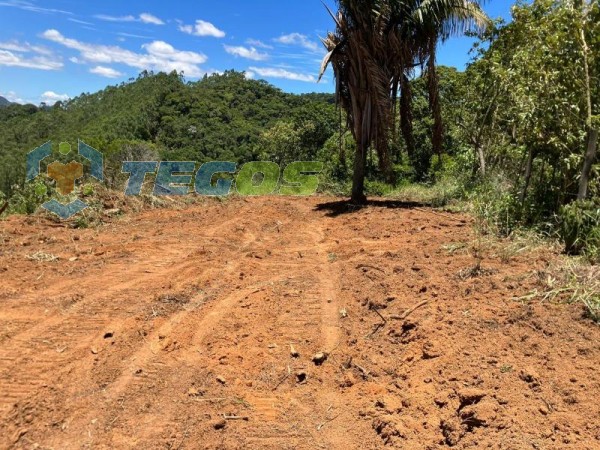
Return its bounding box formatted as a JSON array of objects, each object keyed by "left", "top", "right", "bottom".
[
  {"left": 412, "top": 1, "right": 490, "bottom": 160},
  {"left": 576, "top": 0, "right": 599, "bottom": 200}
]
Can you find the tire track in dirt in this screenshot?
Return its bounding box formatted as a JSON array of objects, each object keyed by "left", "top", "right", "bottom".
[
  {"left": 217, "top": 201, "right": 347, "bottom": 449},
  {"left": 0, "top": 213, "right": 255, "bottom": 419},
  {"left": 1, "top": 199, "right": 352, "bottom": 448},
  {"left": 59, "top": 200, "right": 348, "bottom": 448},
  {"left": 46, "top": 216, "right": 262, "bottom": 443},
  {"left": 0, "top": 253, "right": 192, "bottom": 414},
  {"left": 99, "top": 215, "right": 259, "bottom": 396}
]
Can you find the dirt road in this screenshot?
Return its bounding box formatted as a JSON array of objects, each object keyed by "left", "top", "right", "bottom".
[{"left": 0, "top": 197, "right": 598, "bottom": 449}]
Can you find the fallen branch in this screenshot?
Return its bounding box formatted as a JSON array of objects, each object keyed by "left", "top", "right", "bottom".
[
  {"left": 353, "top": 362, "right": 370, "bottom": 378},
  {"left": 389, "top": 300, "right": 430, "bottom": 321},
  {"left": 193, "top": 397, "right": 227, "bottom": 403},
  {"left": 222, "top": 415, "right": 249, "bottom": 421},
  {"left": 0, "top": 201, "right": 8, "bottom": 216},
  {"left": 366, "top": 307, "right": 387, "bottom": 338}
]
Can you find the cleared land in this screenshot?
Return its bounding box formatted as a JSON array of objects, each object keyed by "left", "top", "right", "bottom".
[{"left": 0, "top": 197, "right": 598, "bottom": 449}]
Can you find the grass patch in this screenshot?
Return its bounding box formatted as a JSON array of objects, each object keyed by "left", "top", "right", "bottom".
[
  {"left": 389, "top": 177, "right": 466, "bottom": 208},
  {"left": 529, "top": 259, "right": 600, "bottom": 323}
]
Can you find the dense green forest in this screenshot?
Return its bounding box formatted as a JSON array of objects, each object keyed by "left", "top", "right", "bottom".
[
  {"left": 0, "top": 0, "right": 598, "bottom": 260},
  {"left": 0, "top": 70, "right": 338, "bottom": 195}
]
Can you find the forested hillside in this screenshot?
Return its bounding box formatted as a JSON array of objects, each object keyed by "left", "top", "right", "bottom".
[{"left": 0, "top": 70, "right": 337, "bottom": 196}]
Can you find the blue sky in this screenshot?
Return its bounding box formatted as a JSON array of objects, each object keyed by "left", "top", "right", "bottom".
[{"left": 0, "top": 0, "right": 513, "bottom": 105}]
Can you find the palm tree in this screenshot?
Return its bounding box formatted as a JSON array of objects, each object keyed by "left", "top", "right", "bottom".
[
  {"left": 319, "top": 1, "right": 397, "bottom": 204},
  {"left": 411, "top": 0, "right": 491, "bottom": 160},
  {"left": 320, "top": 0, "right": 489, "bottom": 203}
]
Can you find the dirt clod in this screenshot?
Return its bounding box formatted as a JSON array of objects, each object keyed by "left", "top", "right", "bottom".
[
  {"left": 312, "top": 352, "right": 328, "bottom": 366},
  {"left": 296, "top": 371, "right": 307, "bottom": 383},
  {"left": 520, "top": 367, "right": 541, "bottom": 388},
  {"left": 290, "top": 344, "right": 299, "bottom": 358},
  {"left": 458, "top": 388, "right": 487, "bottom": 407},
  {"left": 212, "top": 419, "right": 227, "bottom": 430}
]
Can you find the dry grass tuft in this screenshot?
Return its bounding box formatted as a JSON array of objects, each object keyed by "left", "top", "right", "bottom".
[{"left": 529, "top": 259, "right": 600, "bottom": 322}]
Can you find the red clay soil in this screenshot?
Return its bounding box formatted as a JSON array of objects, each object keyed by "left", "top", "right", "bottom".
[{"left": 0, "top": 196, "right": 598, "bottom": 449}]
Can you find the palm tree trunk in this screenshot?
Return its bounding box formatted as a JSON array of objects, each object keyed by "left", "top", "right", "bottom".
[
  {"left": 338, "top": 107, "right": 346, "bottom": 168},
  {"left": 400, "top": 73, "right": 416, "bottom": 163},
  {"left": 351, "top": 141, "right": 367, "bottom": 204},
  {"left": 427, "top": 39, "right": 443, "bottom": 160}
]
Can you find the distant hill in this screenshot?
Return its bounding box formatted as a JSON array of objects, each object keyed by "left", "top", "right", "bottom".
[
  {"left": 0, "top": 70, "right": 337, "bottom": 196},
  {"left": 0, "top": 96, "right": 12, "bottom": 107}
]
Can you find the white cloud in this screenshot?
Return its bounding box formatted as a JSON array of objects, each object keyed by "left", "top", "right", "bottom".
[
  {"left": 224, "top": 45, "right": 268, "bottom": 61},
  {"left": 95, "top": 13, "right": 164, "bottom": 25},
  {"left": 0, "top": 40, "right": 53, "bottom": 55},
  {"left": 0, "top": 0, "right": 72, "bottom": 15},
  {"left": 117, "top": 32, "right": 152, "bottom": 40},
  {"left": 178, "top": 20, "right": 225, "bottom": 38},
  {"left": 139, "top": 13, "right": 164, "bottom": 25},
  {"left": 0, "top": 90, "right": 24, "bottom": 103},
  {"left": 90, "top": 65, "right": 124, "bottom": 78},
  {"left": 0, "top": 40, "right": 62, "bottom": 70},
  {"left": 42, "top": 29, "right": 208, "bottom": 78},
  {"left": 274, "top": 33, "right": 319, "bottom": 52},
  {"left": 94, "top": 14, "right": 136, "bottom": 22},
  {"left": 0, "top": 41, "right": 29, "bottom": 53},
  {"left": 68, "top": 18, "right": 93, "bottom": 26},
  {"left": 41, "top": 91, "right": 70, "bottom": 105},
  {"left": 247, "top": 66, "right": 316, "bottom": 83},
  {"left": 246, "top": 39, "right": 273, "bottom": 49}
]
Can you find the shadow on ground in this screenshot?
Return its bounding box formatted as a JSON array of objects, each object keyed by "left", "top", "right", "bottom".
[{"left": 315, "top": 199, "right": 429, "bottom": 217}]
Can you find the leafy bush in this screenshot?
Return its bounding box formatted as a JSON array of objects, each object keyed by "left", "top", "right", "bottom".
[
  {"left": 3, "top": 176, "right": 56, "bottom": 215},
  {"left": 560, "top": 200, "right": 600, "bottom": 262},
  {"left": 365, "top": 180, "right": 394, "bottom": 197}
]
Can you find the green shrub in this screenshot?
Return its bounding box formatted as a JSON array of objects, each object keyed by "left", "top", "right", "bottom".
[
  {"left": 586, "top": 226, "right": 600, "bottom": 264},
  {"left": 560, "top": 200, "right": 600, "bottom": 262},
  {"left": 4, "top": 176, "right": 56, "bottom": 215},
  {"left": 470, "top": 177, "right": 521, "bottom": 237},
  {"left": 365, "top": 180, "right": 394, "bottom": 197},
  {"left": 391, "top": 176, "right": 465, "bottom": 207}
]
